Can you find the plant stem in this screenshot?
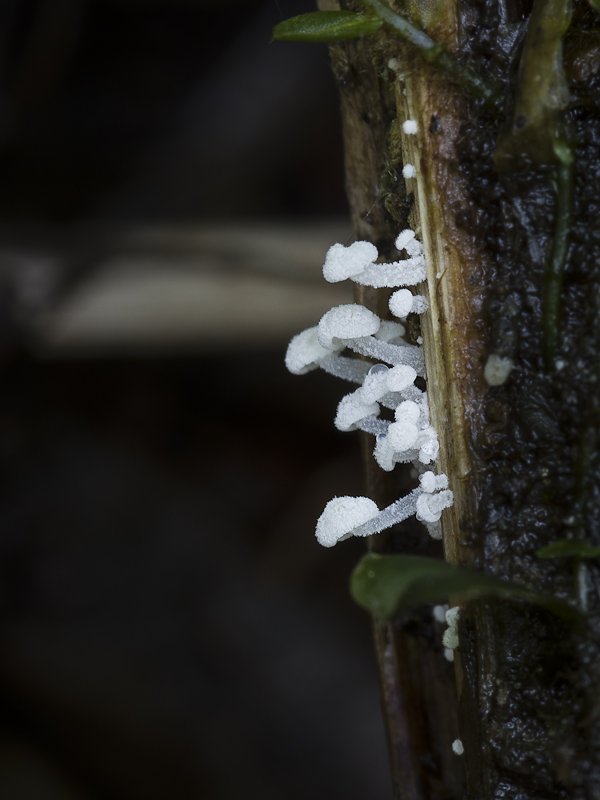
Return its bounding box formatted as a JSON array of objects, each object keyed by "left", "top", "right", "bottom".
[
  {"left": 543, "top": 157, "right": 574, "bottom": 367},
  {"left": 358, "top": 0, "right": 500, "bottom": 106}
]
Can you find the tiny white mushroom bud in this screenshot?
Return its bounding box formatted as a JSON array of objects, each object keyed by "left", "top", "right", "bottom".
[
  {"left": 444, "top": 648, "right": 455, "bottom": 662},
  {"left": 403, "top": 120, "right": 418, "bottom": 134},
  {"left": 317, "top": 304, "right": 380, "bottom": 350},
  {"left": 285, "top": 327, "right": 335, "bottom": 375},
  {"left": 389, "top": 289, "right": 413, "bottom": 318},
  {"left": 419, "top": 471, "right": 437, "bottom": 494},
  {"left": 323, "top": 241, "right": 378, "bottom": 283},
  {"left": 484, "top": 353, "right": 514, "bottom": 386},
  {"left": 316, "top": 496, "right": 379, "bottom": 548},
  {"left": 452, "top": 739, "right": 464, "bottom": 756},
  {"left": 433, "top": 604, "right": 448, "bottom": 623},
  {"left": 402, "top": 164, "right": 416, "bottom": 179}
]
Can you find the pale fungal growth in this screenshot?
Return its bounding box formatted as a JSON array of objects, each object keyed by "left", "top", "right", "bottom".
[
  {"left": 403, "top": 119, "right": 418, "bottom": 134},
  {"left": 433, "top": 604, "right": 449, "bottom": 623},
  {"left": 416, "top": 490, "right": 454, "bottom": 523},
  {"left": 444, "top": 648, "right": 455, "bottom": 662},
  {"left": 316, "top": 496, "right": 379, "bottom": 548},
  {"left": 285, "top": 327, "right": 373, "bottom": 384},
  {"left": 452, "top": 739, "right": 464, "bottom": 756},
  {"left": 402, "top": 164, "right": 416, "bottom": 179},
  {"left": 285, "top": 226, "right": 454, "bottom": 548},
  {"left": 321, "top": 231, "right": 426, "bottom": 289},
  {"left": 323, "top": 241, "right": 378, "bottom": 283},
  {"left": 443, "top": 606, "right": 460, "bottom": 650},
  {"left": 314, "top": 303, "right": 426, "bottom": 376},
  {"left": 484, "top": 353, "right": 514, "bottom": 386},
  {"left": 318, "top": 304, "right": 380, "bottom": 350},
  {"left": 389, "top": 288, "right": 429, "bottom": 319}
]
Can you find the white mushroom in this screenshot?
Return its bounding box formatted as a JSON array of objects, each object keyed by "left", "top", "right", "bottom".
[
  {"left": 285, "top": 327, "right": 338, "bottom": 375},
  {"left": 315, "top": 496, "right": 379, "bottom": 548},
  {"left": 322, "top": 241, "right": 378, "bottom": 283},
  {"left": 334, "top": 391, "right": 384, "bottom": 434},
  {"left": 317, "top": 304, "right": 381, "bottom": 350},
  {"left": 389, "top": 288, "right": 429, "bottom": 318}
]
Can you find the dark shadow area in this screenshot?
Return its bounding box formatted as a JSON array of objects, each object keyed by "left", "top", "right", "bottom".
[{"left": 0, "top": 1, "right": 392, "bottom": 797}]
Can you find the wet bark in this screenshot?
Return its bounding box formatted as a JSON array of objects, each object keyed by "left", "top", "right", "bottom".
[{"left": 317, "top": 0, "right": 600, "bottom": 798}]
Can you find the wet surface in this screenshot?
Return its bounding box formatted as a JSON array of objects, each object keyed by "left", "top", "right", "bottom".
[{"left": 453, "top": 0, "right": 600, "bottom": 796}]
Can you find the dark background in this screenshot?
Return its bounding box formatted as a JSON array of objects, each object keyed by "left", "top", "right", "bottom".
[{"left": 0, "top": 1, "right": 392, "bottom": 798}]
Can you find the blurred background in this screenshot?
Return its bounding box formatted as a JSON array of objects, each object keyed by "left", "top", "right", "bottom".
[{"left": 0, "top": 0, "right": 393, "bottom": 798}]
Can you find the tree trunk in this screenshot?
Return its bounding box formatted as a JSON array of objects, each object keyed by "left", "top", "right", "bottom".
[{"left": 317, "top": 0, "right": 600, "bottom": 798}]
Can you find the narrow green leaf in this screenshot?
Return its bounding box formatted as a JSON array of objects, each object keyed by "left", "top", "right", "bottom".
[
  {"left": 537, "top": 539, "right": 600, "bottom": 559},
  {"left": 350, "top": 553, "right": 578, "bottom": 622},
  {"left": 272, "top": 11, "right": 382, "bottom": 43},
  {"left": 588, "top": 0, "right": 600, "bottom": 14}
]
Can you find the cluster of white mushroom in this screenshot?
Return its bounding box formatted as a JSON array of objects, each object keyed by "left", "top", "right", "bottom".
[{"left": 285, "top": 228, "right": 453, "bottom": 548}]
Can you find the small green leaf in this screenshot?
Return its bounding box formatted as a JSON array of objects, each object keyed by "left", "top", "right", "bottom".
[
  {"left": 537, "top": 539, "right": 600, "bottom": 559},
  {"left": 350, "top": 553, "right": 578, "bottom": 622},
  {"left": 588, "top": 0, "right": 600, "bottom": 14},
  {"left": 272, "top": 11, "right": 382, "bottom": 43}
]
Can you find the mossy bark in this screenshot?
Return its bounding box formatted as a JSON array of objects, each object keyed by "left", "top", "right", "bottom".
[{"left": 318, "top": 0, "right": 600, "bottom": 798}]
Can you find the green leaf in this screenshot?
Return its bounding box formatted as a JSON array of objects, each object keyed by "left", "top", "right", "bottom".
[
  {"left": 350, "top": 553, "right": 578, "bottom": 622},
  {"left": 272, "top": 11, "right": 382, "bottom": 43},
  {"left": 588, "top": 0, "right": 600, "bottom": 14},
  {"left": 537, "top": 539, "right": 600, "bottom": 559}
]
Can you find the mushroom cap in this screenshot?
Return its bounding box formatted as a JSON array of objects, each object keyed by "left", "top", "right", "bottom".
[
  {"left": 405, "top": 238, "right": 423, "bottom": 258},
  {"left": 395, "top": 229, "right": 416, "bottom": 251},
  {"left": 334, "top": 392, "right": 380, "bottom": 431},
  {"left": 389, "top": 289, "right": 414, "bottom": 319},
  {"left": 317, "top": 304, "right": 380, "bottom": 350},
  {"left": 285, "top": 327, "right": 333, "bottom": 375},
  {"left": 394, "top": 400, "right": 421, "bottom": 425},
  {"left": 387, "top": 419, "right": 419, "bottom": 452},
  {"left": 316, "top": 496, "right": 379, "bottom": 548},
  {"left": 359, "top": 371, "right": 390, "bottom": 405},
  {"left": 386, "top": 364, "right": 417, "bottom": 392},
  {"left": 323, "top": 241, "right": 378, "bottom": 283}
]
